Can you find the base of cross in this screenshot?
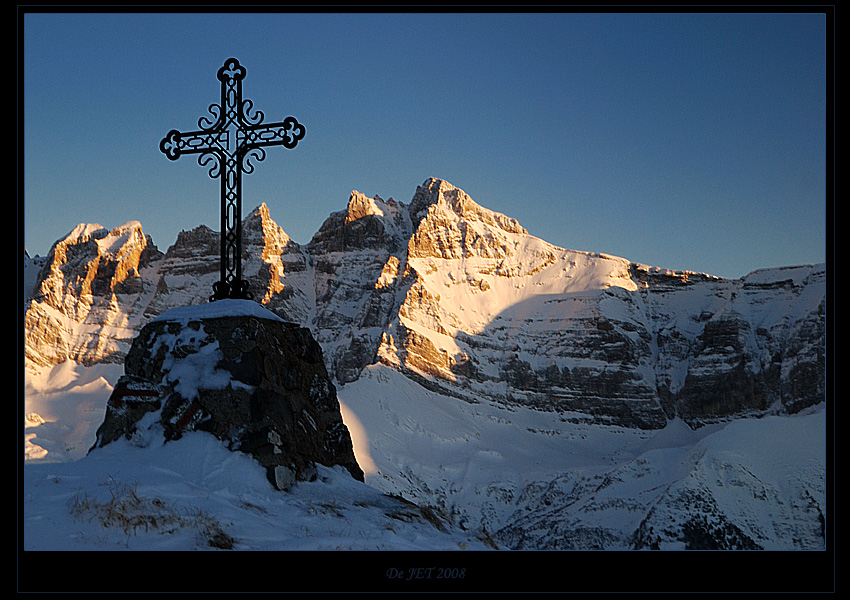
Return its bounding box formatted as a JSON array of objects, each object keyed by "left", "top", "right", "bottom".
[{"left": 211, "top": 279, "right": 255, "bottom": 302}]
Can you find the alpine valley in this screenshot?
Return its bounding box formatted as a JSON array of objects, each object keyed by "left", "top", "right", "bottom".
[{"left": 23, "top": 178, "right": 827, "bottom": 553}]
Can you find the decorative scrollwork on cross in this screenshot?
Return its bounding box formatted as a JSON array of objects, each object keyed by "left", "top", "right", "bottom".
[{"left": 160, "top": 57, "right": 305, "bottom": 301}]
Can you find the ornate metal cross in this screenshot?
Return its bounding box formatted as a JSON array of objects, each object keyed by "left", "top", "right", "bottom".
[{"left": 160, "top": 57, "right": 305, "bottom": 301}]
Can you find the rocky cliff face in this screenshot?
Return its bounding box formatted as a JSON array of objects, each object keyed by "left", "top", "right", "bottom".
[
  {"left": 24, "top": 178, "right": 826, "bottom": 430},
  {"left": 24, "top": 177, "right": 827, "bottom": 551},
  {"left": 368, "top": 180, "right": 825, "bottom": 429},
  {"left": 24, "top": 222, "right": 164, "bottom": 369},
  {"left": 90, "top": 301, "right": 364, "bottom": 490}
]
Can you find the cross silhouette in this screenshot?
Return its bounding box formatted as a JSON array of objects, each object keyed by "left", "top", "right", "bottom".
[{"left": 160, "top": 58, "right": 305, "bottom": 301}]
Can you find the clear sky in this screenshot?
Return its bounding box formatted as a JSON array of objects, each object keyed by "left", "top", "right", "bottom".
[{"left": 22, "top": 10, "right": 829, "bottom": 280}]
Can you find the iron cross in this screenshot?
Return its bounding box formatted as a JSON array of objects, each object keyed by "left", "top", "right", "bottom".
[{"left": 160, "top": 57, "right": 305, "bottom": 301}]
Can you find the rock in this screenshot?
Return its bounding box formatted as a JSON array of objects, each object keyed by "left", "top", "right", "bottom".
[
  {"left": 24, "top": 221, "right": 164, "bottom": 370},
  {"left": 90, "top": 301, "right": 364, "bottom": 490},
  {"left": 144, "top": 205, "right": 312, "bottom": 323},
  {"left": 26, "top": 180, "right": 826, "bottom": 431},
  {"left": 305, "top": 191, "right": 413, "bottom": 382}
]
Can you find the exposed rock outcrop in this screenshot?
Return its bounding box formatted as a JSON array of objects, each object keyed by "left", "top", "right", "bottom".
[
  {"left": 24, "top": 222, "right": 164, "bottom": 369},
  {"left": 90, "top": 301, "right": 364, "bottom": 490},
  {"left": 25, "top": 179, "right": 826, "bottom": 430},
  {"left": 24, "top": 178, "right": 827, "bottom": 553}
]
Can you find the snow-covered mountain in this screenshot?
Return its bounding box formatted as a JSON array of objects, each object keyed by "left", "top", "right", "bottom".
[{"left": 22, "top": 178, "right": 827, "bottom": 553}]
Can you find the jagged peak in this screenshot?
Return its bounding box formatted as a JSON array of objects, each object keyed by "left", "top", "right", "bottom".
[
  {"left": 62, "top": 223, "right": 110, "bottom": 244},
  {"left": 248, "top": 202, "right": 272, "bottom": 220},
  {"left": 98, "top": 221, "right": 147, "bottom": 251},
  {"left": 344, "top": 191, "right": 400, "bottom": 225},
  {"left": 243, "top": 203, "right": 296, "bottom": 258},
  {"left": 408, "top": 178, "right": 461, "bottom": 220},
  {"left": 245, "top": 203, "right": 277, "bottom": 228},
  {"left": 409, "top": 178, "right": 527, "bottom": 236},
  {"left": 48, "top": 222, "right": 151, "bottom": 261},
  {"left": 244, "top": 203, "right": 284, "bottom": 235},
  {"left": 109, "top": 220, "right": 145, "bottom": 234}
]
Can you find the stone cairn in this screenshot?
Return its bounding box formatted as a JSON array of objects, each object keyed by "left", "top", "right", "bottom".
[{"left": 90, "top": 301, "right": 364, "bottom": 490}]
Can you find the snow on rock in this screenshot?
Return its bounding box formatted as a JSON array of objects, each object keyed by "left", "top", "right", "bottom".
[
  {"left": 93, "top": 309, "right": 365, "bottom": 491},
  {"left": 23, "top": 432, "right": 493, "bottom": 553},
  {"left": 24, "top": 361, "right": 124, "bottom": 463},
  {"left": 24, "top": 179, "right": 824, "bottom": 430},
  {"left": 23, "top": 177, "right": 827, "bottom": 556},
  {"left": 23, "top": 220, "right": 164, "bottom": 371},
  {"left": 338, "top": 364, "right": 826, "bottom": 551},
  {"left": 152, "top": 298, "right": 284, "bottom": 323}
]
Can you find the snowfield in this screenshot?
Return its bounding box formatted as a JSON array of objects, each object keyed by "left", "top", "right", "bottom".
[
  {"left": 23, "top": 299, "right": 827, "bottom": 558},
  {"left": 23, "top": 432, "right": 491, "bottom": 552},
  {"left": 20, "top": 358, "right": 830, "bottom": 591},
  {"left": 20, "top": 181, "right": 831, "bottom": 592},
  {"left": 338, "top": 365, "right": 827, "bottom": 551},
  {"left": 24, "top": 354, "right": 826, "bottom": 550}
]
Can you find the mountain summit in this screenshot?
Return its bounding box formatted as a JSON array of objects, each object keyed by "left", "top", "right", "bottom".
[
  {"left": 24, "top": 178, "right": 826, "bottom": 551},
  {"left": 25, "top": 177, "right": 825, "bottom": 430}
]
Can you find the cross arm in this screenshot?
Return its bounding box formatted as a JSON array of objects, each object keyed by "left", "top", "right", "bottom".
[
  {"left": 160, "top": 128, "right": 227, "bottom": 161},
  {"left": 239, "top": 116, "right": 306, "bottom": 152}
]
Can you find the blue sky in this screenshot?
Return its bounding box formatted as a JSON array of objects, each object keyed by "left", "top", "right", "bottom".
[{"left": 22, "top": 11, "right": 828, "bottom": 279}]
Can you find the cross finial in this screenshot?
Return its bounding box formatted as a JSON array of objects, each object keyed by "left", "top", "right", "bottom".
[{"left": 160, "top": 58, "right": 305, "bottom": 301}]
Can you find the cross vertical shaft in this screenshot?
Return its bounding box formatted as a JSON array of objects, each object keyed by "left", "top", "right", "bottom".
[{"left": 160, "top": 58, "right": 305, "bottom": 301}]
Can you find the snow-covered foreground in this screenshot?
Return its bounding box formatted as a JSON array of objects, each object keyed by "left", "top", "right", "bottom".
[
  {"left": 25, "top": 359, "right": 827, "bottom": 548},
  {"left": 21, "top": 358, "right": 832, "bottom": 592},
  {"left": 22, "top": 353, "right": 492, "bottom": 554},
  {"left": 23, "top": 432, "right": 490, "bottom": 552},
  {"left": 340, "top": 365, "right": 827, "bottom": 551},
  {"left": 24, "top": 361, "right": 123, "bottom": 463}
]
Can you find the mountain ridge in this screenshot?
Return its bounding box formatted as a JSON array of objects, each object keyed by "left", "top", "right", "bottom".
[
  {"left": 22, "top": 177, "right": 827, "bottom": 551},
  {"left": 24, "top": 177, "right": 825, "bottom": 430}
]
